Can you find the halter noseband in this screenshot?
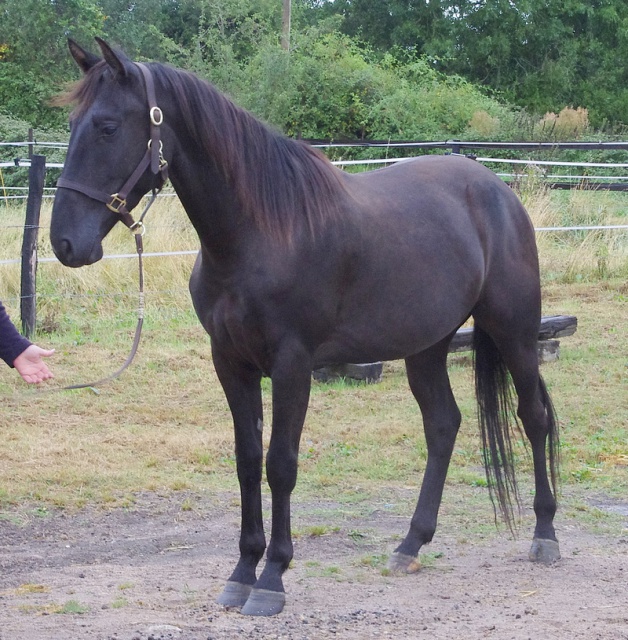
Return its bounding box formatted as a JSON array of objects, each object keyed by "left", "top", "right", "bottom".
[{"left": 56, "top": 63, "right": 169, "bottom": 231}]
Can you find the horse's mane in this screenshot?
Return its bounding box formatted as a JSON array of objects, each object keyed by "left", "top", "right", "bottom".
[{"left": 58, "top": 61, "right": 346, "bottom": 244}]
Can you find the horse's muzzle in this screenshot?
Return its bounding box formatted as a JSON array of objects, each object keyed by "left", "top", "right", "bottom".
[{"left": 51, "top": 236, "right": 103, "bottom": 268}]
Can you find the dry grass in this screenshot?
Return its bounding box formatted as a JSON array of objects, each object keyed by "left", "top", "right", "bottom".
[
  {"left": 0, "top": 187, "right": 626, "bottom": 511},
  {"left": 468, "top": 110, "right": 501, "bottom": 137},
  {"left": 0, "top": 279, "right": 625, "bottom": 512},
  {"left": 536, "top": 106, "right": 590, "bottom": 140},
  {"left": 0, "top": 193, "right": 198, "bottom": 321},
  {"left": 519, "top": 179, "right": 628, "bottom": 282}
]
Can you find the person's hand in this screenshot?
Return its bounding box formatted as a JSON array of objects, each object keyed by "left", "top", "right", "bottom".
[{"left": 13, "top": 345, "right": 55, "bottom": 384}]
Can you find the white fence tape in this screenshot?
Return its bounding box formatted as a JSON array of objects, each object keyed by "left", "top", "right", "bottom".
[{"left": 1, "top": 144, "right": 626, "bottom": 268}]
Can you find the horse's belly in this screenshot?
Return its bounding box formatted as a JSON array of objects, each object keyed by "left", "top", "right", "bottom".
[
  {"left": 311, "top": 263, "right": 482, "bottom": 366},
  {"left": 312, "top": 316, "right": 459, "bottom": 366}
]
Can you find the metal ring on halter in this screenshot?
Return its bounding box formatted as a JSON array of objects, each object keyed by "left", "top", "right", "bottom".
[
  {"left": 150, "top": 106, "right": 163, "bottom": 126},
  {"left": 147, "top": 139, "right": 163, "bottom": 153},
  {"left": 129, "top": 220, "right": 146, "bottom": 236}
]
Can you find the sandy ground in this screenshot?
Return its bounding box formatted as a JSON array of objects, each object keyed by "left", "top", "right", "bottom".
[{"left": 1, "top": 492, "right": 627, "bottom": 640}]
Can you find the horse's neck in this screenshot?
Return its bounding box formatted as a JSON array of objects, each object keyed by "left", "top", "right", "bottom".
[{"left": 168, "top": 140, "right": 244, "bottom": 258}]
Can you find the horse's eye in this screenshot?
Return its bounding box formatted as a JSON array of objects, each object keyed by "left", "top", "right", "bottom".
[{"left": 102, "top": 124, "right": 118, "bottom": 137}]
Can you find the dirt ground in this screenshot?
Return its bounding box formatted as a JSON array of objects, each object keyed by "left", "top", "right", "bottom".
[{"left": 1, "top": 491, "right": 627, "bottom": 640}]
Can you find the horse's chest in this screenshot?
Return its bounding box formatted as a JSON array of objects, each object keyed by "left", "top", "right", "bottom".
[{"left": 208, "top": 293, "right": 269, "bottom": 370}]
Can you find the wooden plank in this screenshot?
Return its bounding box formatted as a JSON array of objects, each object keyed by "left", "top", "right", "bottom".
[
  {"left": 538, "top": 340, "right": 560, "bottom": 363},
  {"left": 449, "top": 327, "right": 474, "bottom": 353},
  {"left": 537, "top": 315, "right": 578, "bottom": 339},
  {"left": 312, "top": 362, "right": 383, "bottom": 384},
  {"left": 449, "top": 315, "right": 577, "bottom": 353}
]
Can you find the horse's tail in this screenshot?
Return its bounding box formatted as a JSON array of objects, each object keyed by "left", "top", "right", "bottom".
[
  {"left": 538, "top": 374, "right": 560, "bottom": 499},
  {"left": 473, "top": 326, "right": 560, "bottom": 531}
]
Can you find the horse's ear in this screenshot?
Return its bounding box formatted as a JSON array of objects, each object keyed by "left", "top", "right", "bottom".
[
  {"left": 95, "top": 37, "right": 133, "bottom": 78},
  {"left": 68, "top": 39, "right": 101, "bottom": 74}
]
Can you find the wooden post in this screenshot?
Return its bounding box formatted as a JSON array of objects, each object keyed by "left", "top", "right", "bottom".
[
  {"left": 20, "top": 154, "right": 46, "bottom": 338},
  {"left": 28, "top": 127, "right": 34, "bottom": 159},
  {"left": 281, "top": 0, "right": 291, "bottom": 50}
]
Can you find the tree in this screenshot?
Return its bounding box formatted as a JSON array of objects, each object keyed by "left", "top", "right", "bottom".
[
  {"left": 307, "top": 0, "right": 454, "bottom": 57},
  {"left": 447, "top": 0, "right": 628, "bottom": 125},
  {"left": 310, "top": 0, "right": 628, "bottom": 126},
  {"left": 0, "top": 0, "right": 105, "bottom": 126},
  {"left": 282, "top": 0, "right": 291, "bottom": 49},
  {"left": 0, "top": 0, "right": 194, "bottom": 127},
  {"left": 97, "top": 0, "right": 188, "bottom": 61}
]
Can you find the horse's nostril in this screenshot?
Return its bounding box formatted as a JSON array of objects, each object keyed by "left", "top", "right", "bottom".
[
  {"left": 54, "top": 238, "right": 73, "bottom": 264},
  {"left": 60, "top": 239, "right": 71, "bottom": 256}
]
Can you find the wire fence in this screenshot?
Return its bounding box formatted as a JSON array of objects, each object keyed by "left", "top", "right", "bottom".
[
  {"left": 2, "top": 138, "right": 627, "bottom": 229},
  {"left": 3, "top": 137, "right": 628, "bottom": 195},
  {"left": 1, "top": 139, "right": 627, "bottom": 315}
]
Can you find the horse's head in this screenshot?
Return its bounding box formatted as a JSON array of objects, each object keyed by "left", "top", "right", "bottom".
[{"left": 51, "top": 39, "right": 168, "bottom": 267}]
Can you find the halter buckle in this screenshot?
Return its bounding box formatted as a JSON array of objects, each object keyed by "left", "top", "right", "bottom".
[{"left": 107, "top": 193, "right": 127, "bottom": 214}]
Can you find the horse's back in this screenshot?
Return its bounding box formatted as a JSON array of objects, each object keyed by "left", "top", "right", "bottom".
[
  {"left": 348, "top": 154, "right": 529, "bottom": 227},
  {"left": 344, "top": 154, "right": 539, "bottom": 287},
  {"left": 308, "top": 155, "right": 541, "bottom": 364}
]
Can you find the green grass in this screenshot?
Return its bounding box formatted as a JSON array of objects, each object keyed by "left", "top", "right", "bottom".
[{"left": 55, "top": 600, "right": 90, "bottom": 615}]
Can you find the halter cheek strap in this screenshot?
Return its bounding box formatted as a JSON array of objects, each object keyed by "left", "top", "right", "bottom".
[{"left": 56, "top": 63, "right": 169, "bottom": 231}]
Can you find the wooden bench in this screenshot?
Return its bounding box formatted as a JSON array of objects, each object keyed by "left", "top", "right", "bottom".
[
  {"left": 449, "top": 314, "right": 578, "bottom": 363},
  {"left": 313, "top": 315, "right": 577, "bottom": 383}
]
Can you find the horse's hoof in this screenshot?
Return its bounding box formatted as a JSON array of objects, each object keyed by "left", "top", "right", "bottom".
[
  {"left": 241, "top": 588, "right": 286, "bottom": 616},
  {"left": 387, "top": 552, "right": 421, "bottom": 574},
  {"left": 529, "top": 538, "right": 561, "bottom": 564},
  {"left": 216, "top": 581, "right": 253, "bottom": 607}
]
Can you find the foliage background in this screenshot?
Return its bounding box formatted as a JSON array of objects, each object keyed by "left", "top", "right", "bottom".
[{"left": 2, "top": 0, "right": 628, "bottom": 142}]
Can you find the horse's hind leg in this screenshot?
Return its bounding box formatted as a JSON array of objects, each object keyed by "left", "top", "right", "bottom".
[
  {"left": 504, "top": 341, "right": 560, "bottom": 563},
  {"left": 389, "top": 336, "right": 461, "bottom": 573},
  {"left": 474, "top": 313, "right": 560, "bottom": 564}
]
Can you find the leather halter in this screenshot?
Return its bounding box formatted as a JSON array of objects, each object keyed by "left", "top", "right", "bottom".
[
  {"left": 56, "top": 63, "right": 169, "bottom": 231},
  {"left": 51, "top": 64, "right": 168, "bottom": 391}
]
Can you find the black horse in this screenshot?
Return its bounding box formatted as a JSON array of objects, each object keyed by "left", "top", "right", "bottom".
[{"left": 51, "top": 39, "right": 560, "bottom": 616}]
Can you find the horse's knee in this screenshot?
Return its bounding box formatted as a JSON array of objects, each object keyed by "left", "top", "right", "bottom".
[
  {"left": 266, "top": 450, "right": 298, "bottom": 494},
  {"left": 237, "top": 453, "right": 263, "bottom": 487}
]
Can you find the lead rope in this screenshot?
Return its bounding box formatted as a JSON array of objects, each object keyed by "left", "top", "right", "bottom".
[{"left": 58, "top": 191, "right": 158, "bottom": 392}]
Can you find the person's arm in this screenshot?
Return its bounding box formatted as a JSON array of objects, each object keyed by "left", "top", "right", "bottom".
[{"left": 0, "top": 301, "right": 31, "bottom": 366}]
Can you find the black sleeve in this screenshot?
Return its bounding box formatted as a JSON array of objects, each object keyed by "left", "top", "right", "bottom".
[{"left": 0, "top": 300, "right": 31, "bottom": 367}]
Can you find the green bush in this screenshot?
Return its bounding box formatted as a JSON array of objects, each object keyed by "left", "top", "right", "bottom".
[{"left": 209, "top": 29, "right": 515, "bottom": 143}]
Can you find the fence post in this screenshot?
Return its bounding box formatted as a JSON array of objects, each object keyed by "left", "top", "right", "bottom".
[
  {"left": 28, "top": 128, "right": 34, "bottom": 159},
  {"left": 20, "top": 154, "right": 46, "bottom": 338}
]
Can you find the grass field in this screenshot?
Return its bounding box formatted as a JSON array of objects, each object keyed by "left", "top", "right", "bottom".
[{"left": 0, "top": 187, "right": 626, "bottom": 527}]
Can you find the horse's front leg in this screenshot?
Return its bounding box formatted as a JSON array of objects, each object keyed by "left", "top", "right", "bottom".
[
  {"left": 241, "top": 339, "right": 312, "bottom": 616},
  {"left": 212, "top": 348, "right": 266, "bottom": 608}
]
